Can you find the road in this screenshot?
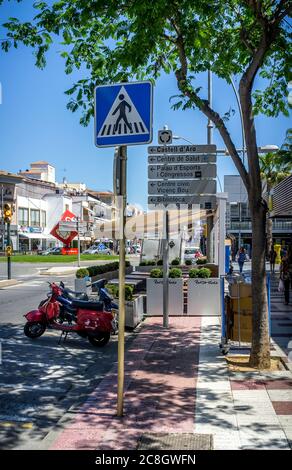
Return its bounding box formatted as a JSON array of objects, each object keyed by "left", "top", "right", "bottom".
[{"left": 0, "top": 272, "right": 135, "bottom": 449}]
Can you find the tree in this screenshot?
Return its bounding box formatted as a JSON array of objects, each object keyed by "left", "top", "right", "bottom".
[
  {"left": 1, "top": 0, "right": 291, "bottom": 368},
  {"left": 260, "top": 129, "right": 292, "bottom": 253}
]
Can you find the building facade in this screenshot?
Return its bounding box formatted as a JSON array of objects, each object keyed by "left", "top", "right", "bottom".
[{"left": 224, "top": 174, "right": 292, "bottom": 256}]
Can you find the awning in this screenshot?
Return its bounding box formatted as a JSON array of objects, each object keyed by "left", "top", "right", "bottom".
[
  {"left": 19, "top": 233, "right": 55, "bottom": 240},
  {"left": 93, "top": 209, "right": 204, "bottom": 239}
]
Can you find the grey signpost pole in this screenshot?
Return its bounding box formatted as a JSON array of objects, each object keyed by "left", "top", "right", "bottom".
[
  {"left": 77, "top": 216, "right": 81, "bottom": 268},
  {"left": 117, "top": 145, "right": 127, "bottom": 417},
  {"left": 206, "top": 69, "right": 214, "bottom": 262},
  {"left": 163, "top": 208, "right": 169, "bottom": 328}
]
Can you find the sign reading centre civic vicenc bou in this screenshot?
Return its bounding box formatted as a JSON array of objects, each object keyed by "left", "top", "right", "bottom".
[{"left": 95, "top": 81, "right": 153, "bottom": 147}]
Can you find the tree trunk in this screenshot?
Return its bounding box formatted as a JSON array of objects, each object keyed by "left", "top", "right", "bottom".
[{"left": 249, "top": 200, "right": 271, "bottom": 368}]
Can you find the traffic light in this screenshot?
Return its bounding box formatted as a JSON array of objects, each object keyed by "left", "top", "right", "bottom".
[{"left": 3, "top": 203, "right": 12, "bottom": 223}]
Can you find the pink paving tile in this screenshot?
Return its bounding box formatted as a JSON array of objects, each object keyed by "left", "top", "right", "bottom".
[
  {"left": 272, "top": 401, "right": 292, "bottom": 415},
  {"left": 231, "top": 380, "right": 266, "bottom": 390},
  {"left": 265, "top": 379, "right": 292, "bottom": 390}
]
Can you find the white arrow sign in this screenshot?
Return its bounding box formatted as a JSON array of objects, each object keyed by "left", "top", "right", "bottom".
[
  {"left": 148, "top": 144, "right": 216, "bottom": 154},
  {"left": 148, "top": 154, "right": 216, "bottom": 164},
  {"left": 148, "top": 164, "right": 216, "bottom": 180},
  {"left": 148, "top": 195, "right": 217, "bottom": 209},
  {"left": 148, "top": 179, "right": 217, "bottom": 195}
]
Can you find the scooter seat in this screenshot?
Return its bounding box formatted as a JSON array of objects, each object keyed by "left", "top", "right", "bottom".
[{"left": 71, "top": 299, "right": 104, "bottom": 311}]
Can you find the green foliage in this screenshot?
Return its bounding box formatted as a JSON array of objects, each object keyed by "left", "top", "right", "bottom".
[
  {"left": 171, "top": 258, "right": 180, "bottom": 266},
  {"left": 260, "top": 130, "right": 292, "bottom": 191},
  {"left": 157, "top": 259, "right": 163, "bottom": 266},
  {"left": 169, "top": 268, "right": 182, "bottom": 278},
  {"left": 86, "top": 261, "right": 130, "bottom": 277},
  {"left": 107, "top": 283, "right": 133, "bottom": 301},
  {"left": 150, "top": 268, "right": 163, "bottom": 278},
  {"left": 1, "top": 0, "right": 290, "bottom": 127},
  {"left": 75, "top": 268, "right": 89, "bottom": 279},
  {"left": 196, "top": 257, "right": 207, "bottom": 265},
  {"left": 185, "top": 259, "right": 192, "bottom": 266},
  {"left": 139, "top": 260, "right": 156, "bottom": 266},
  {"left": 189, "top": 267, "right": 211, "bottom": 278}
]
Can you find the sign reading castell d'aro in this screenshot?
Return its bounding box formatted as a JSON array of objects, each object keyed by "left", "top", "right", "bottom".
[{"left": 95, "top": 81, "right": 153, "bottom": 147}]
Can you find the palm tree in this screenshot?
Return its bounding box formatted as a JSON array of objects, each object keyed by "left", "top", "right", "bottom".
[{"left": 260, "top": 129, "right": 292, "bottom": 254}]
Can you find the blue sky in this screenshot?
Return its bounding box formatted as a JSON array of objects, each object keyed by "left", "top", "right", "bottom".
[{"left": 0, "top": 1, "right": 290, "bottom": 210}]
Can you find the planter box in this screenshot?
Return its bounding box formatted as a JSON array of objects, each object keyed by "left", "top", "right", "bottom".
[
  {"left": 113, "top": 294, "right": 144, "bottom": 329},
  {"left": 126, "top": 295, "right": 144, "bottom": 329},
  {"left": 75, "top": 278, "right": 91, "bottom": 294},
  {"left": 146, "top": 278, "right": 184, "bottom": 316},
  {"left": 188, "top": 278, "right": 221, "bottom": 316}
]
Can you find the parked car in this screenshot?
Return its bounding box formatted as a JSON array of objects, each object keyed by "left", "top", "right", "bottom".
[
  {"left": 184, "top": 247, "right": 203, "bottom": 264},
  {"left": 83, "top": 247, "right": 112, "bottom": 255},
  {"left": 38, "top": 247, "right": 62, "bottom": 256}
]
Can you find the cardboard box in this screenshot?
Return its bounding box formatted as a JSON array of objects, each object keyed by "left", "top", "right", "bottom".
[
  {"left": 233, "top": 313, "right": 252, "bottom": 329},
  {"left": 231, "top": 297, "right": 252, "bottom": 312},
  {"left": 231, "top": 327, "right": 252, "bottom": 342},
  {"left": 229, "top": 283, "right": 252, "bottom": 298}
]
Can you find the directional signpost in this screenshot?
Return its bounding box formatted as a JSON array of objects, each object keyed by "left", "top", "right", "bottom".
[
  {"left": 148, "top": 180, "right": 217, "bottom": 195},
  {"left": 95, "top": 80, "right": 153, "bottom": 418}
]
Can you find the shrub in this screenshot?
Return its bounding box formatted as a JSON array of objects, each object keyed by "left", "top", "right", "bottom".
[
  {"left": 171, "top": 258, "right": 180, "bottom": 266},
  {"left": 87, "top": 261, "right": 130, "bottom": 277},
  {"left": 76, "top": 268, "right": 90, "bottom": 279},
  {"left": 196, "top": 257, "right": 207, "bottom": 265},
  {"left": 147, "top": 260, "right": 157, "bottom": 266},
  {"left": 107, "top": 284, "right": 134, "bottom": 301},
  {"left": 189, "top": 267, "right": 211, "bottom": 278},
  {"left": 197, "top": 268, "right": 211, "bottom": 278},
  {"left": 185, "top": 259, "right": 192, "bottom": 266},
  {"left": 169, "top": 268, "right": 182, "bottom": 278},
  {"left": 139, "top": 260, "right": 147, "bottom": 266},
  {"left": 150, "top": 268, "right": 163, "bottom": 278},
  {"left": 157, "top": 259, "right": 163, "bottom": 266},
  {"left": 189, "top": 268, "right": 200, "bottom": 278}
]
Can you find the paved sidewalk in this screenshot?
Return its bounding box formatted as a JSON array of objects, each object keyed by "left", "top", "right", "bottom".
[
  {"left": 50, "top": 317, "right": 201, "bottom": 450},
  {"left": 46, "top": 315, "right": 292, "bottom": 451}
]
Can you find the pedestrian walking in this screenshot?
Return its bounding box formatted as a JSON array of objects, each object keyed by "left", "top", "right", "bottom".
[
  {"left": 269, "top": 246, "right": 277, "bottom": 274},
  {"left": 280, "top": 255, "right": 290, "bottom": 305},
  {"left": 237, "top": 247, "right": 247, "bottom": 274}
]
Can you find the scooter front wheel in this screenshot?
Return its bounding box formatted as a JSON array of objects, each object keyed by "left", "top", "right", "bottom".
[
  {"left": 24, "top": 322, "right": 46, "bottom": 339},
  {"left": 88, "top": 332, "right": 110, "bottom": 347}
]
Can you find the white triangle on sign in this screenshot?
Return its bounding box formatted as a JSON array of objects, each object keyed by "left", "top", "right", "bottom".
[{"left": 98, "top": 86, "right": 149, "bottom": 137}]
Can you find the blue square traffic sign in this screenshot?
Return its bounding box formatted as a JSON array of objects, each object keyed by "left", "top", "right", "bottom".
[{"left": 94, "top": 81, "right": 153, "bottom": 147}]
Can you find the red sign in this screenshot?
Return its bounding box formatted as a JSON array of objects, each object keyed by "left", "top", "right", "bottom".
[
  {"left": 50, "top": 210, "right": 78, "bottom": 246},
  {"left": 61, "top": 247, "right": 78, "bottom": 256}
]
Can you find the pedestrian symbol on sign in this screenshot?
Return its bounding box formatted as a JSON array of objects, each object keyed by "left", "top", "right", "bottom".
[
  {"left": 98, "top": 86, "right": 149, "bottom": 138},
  {"left": 112, "top": 94, "right": 133, "bottom": 133},
  {"left": 95, "top": 81, "right": 153, "bottom": 147}
]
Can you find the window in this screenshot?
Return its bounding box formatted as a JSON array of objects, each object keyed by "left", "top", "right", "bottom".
[
  {"left": 41, "top": 210, "right": 46, "bottom": 228},
  {"left": 18, "top": 207, "right": 29, "bottom": 225},
  {"left": 30, "top": 209, "right": 40, "bottom": 227}
]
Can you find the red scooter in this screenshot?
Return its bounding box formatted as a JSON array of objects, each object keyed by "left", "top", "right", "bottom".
[{"left": 23, "top": 282, "right": 116, "bottom": 347}]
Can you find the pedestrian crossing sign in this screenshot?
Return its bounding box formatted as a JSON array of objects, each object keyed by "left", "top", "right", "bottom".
[{"left": 94, "top": 81, "right": 153, "bottom": 147}]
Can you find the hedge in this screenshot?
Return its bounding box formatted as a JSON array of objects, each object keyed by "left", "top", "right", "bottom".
[{"left": 87, "top": 261, "right": 130, "bottom": 277}]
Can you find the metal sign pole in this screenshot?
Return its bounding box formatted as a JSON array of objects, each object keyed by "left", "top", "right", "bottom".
[
  {"left": 117, "top": 145, "right": 127, "bottom": 417},
  {"left": 7, "top": 221, "right": 11, "bottom": 279},
  {"left": 163, "top": 209, "right": 169, "bottom": 328},
  {"left": 77, "top": 217, "right": 81, "bottom": 267}
]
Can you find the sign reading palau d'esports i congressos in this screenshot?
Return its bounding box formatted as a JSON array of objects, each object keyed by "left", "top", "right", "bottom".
[{"left": 94, "top": 81, "right": 153, "bottom": 147}]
